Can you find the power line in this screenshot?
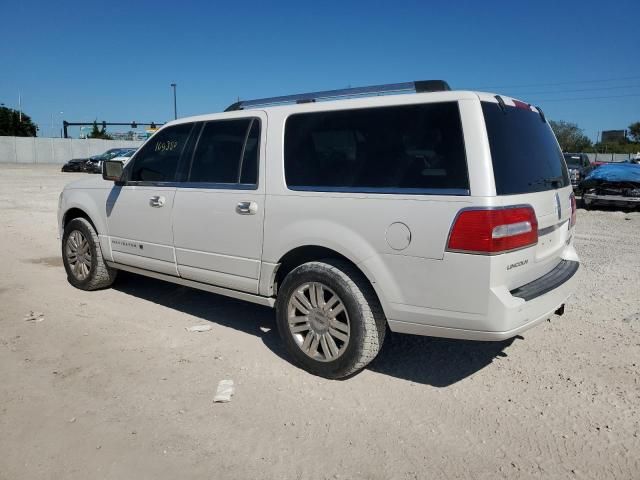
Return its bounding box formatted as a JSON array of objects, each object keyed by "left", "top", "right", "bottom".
[
  {"left": 510, "top": 84, "right": 640, "bottom": 96},
  {"left": 472, "top": 74, "right": 640, "bottom": 90},
  {"left": 532, "top": 93, "right": 640, "bottom": 103}
]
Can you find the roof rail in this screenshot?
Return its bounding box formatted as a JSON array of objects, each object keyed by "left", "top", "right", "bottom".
[{"left": 224, "top": 80, "right": 451, "bottom": 111}]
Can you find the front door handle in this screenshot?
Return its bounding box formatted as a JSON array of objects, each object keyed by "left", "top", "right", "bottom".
[
  {"left": 149, "top": 195, "right": 165, "bottom": 208},
  {"left": 236, "top": 201, "right": 258, "bottom": 215}
]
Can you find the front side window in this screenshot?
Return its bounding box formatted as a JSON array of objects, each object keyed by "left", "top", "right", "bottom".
[
  {"left": 188, "top": 118, "right": 260, "bottom": 186},
  {"left": 129, "top": 123, "right": 193, "bottom": 182},
  {"left": 284, "top": 102, "right": 469, "bottom": 193}
]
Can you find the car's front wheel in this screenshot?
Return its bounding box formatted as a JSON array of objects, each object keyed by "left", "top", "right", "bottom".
[
  {"left": 62, "top": 217, "right": 117, "bottom": 290},
  {"left": 275, "top": 259, "right": 386, "bottom": 379}
]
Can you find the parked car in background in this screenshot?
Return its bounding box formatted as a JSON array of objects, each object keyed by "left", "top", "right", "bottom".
[
  {"left": 61, "top": 148, "right": 130, "bottom": 173},
  {"left": 61, "top": 157, "right": 90, "bottom": 172},
  {"left": 58, "top": 80, "right": 579, "bottom": 378},
  {"left": 85, "top": 148, "right": 131, "bottom": 173},
  {"left": 563, "top": 153, "right": 593, "bottom": 192}
]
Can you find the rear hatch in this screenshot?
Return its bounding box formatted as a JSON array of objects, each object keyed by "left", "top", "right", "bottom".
[{"left": 481, "top": 97, "right": 574, "bottom": 289}]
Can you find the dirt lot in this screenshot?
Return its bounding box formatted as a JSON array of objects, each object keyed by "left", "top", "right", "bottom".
[{"left": 0, "top": 164, "right": 639, "bottom": 480}]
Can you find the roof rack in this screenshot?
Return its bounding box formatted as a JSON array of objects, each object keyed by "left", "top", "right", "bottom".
[{"left": 224, "top": 80, "right": 451, "bottom": 111}]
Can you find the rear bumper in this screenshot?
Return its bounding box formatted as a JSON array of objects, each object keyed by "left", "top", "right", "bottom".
[
  {"left": 510, "top": 260, "right": 579, "bottom": 301},
  {"left": 584, "top": 193, "right": 640, "bottom": 207},
  {"left": 387, "top": 259, "right": 580, "bottom": 341}
]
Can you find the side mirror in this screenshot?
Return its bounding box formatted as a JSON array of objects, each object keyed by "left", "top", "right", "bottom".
[{"left": 102, "top": 160, "right": 124, "bottom": 182}]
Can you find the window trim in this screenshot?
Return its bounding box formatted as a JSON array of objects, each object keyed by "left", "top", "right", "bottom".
[
  {"left": 237, "top": 118, "right": 255, "bottom": 184},
  {"left": 282, "top": 101, "right": 470, "bottom": 196},
  {"left": 116, "top": 181, "right": 258, "bottom": 190},
  {"left": 182, "top": 116, "right": 261, "bottom": 190},
  {"left": 287, "top": 185, "right": 470, "bottom": 195}
]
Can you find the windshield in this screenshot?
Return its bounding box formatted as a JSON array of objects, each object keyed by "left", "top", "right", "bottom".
[
  {"left": 92, "top": 149, "right": 121, "bottom": 161},
  {"left": 482, "top": 101, "right": 570, "bottom": 194},
  {"left": 105, "top": 150, "right": 124, "bottom": 159}
]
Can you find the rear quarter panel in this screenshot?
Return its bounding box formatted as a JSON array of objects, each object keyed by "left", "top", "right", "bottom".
[{"left": 261, "top": 95, "right": 494, "bottom": 316}]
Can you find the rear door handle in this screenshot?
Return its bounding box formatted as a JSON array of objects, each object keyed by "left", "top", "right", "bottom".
[
  {"left": 236, "top": 201, "right": 258, "bottom": 215},
  {"left": 149, "top": 195, "right": 165, "bottom": 208}
]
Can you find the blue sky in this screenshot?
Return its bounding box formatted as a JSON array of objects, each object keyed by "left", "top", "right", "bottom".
[{"left": 1, "top": 0, "right": 638, "bottom": 141}]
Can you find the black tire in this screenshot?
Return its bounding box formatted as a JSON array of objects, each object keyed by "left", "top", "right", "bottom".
[
  {"left": 62, "top": 217, "right": 117, "bottom": 290},
  {"left": 275, "top": 259, "right": 386, "bottom": 379}
]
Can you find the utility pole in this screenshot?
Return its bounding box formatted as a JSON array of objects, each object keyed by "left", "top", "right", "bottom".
[
  {"left": 18, "top": 92, "right": 22, "bottom": 122},
  {"left": 171, "top": 83, "right": 177, "bottom": 120}
]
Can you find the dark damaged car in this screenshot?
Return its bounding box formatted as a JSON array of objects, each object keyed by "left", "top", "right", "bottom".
[
  {"left": 580, "top": 163, "right": 640, "bottom": 209},
  {"left": 61, "top": 157, "right": 90, "bottom": 172}
]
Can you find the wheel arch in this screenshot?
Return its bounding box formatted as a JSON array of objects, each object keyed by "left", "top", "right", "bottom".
[
  {"left": 63, "top": 207, "right": 99, "bottom": 234},
  {"left": 272, "top": 245, "right": 389, "bottom": 317},
  {"left": 59, "top": 186, "right": 110, "bottom": 238}
]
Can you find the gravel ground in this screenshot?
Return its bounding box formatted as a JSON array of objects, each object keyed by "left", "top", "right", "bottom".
[{"left": 0, "top": 164, "right": 639, "bottom": 480}]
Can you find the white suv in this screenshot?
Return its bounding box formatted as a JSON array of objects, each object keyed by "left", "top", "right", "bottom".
[{"left": 58, "top": 80, "right": 579, "bottom": 378}]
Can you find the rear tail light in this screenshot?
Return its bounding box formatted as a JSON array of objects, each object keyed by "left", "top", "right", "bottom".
[
  {"left": 447, "top": 206, "right": 538, "bottom": 254},
  {"left": 570, "top": 193, "right": 577, "bottom": 228}
]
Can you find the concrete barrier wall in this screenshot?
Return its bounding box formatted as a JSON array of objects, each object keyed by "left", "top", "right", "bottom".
[
  {"left": 586, "top": 153, "right": 635, "bottom": 163},
  {"left": 0, "top": 137, "right": 143, "bottom": 164},
  {"left": 7, "top": 135, "right": 634, "bottom": 166}
]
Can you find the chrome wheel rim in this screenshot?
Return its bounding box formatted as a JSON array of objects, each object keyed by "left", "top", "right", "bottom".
[
  {"left": 287, "top": 282, "right": 350, "bottom": 362},
  {"left": 65, "top": 230, "right": 92, "bottom": 281}
]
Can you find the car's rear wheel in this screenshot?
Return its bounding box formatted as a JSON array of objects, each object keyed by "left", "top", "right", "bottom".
[
  {"left": 275, "top": 259, "right": 386, "bottom": 378},
  {"left": 62, "top": 217, "right": 117, "bottom": 290}
]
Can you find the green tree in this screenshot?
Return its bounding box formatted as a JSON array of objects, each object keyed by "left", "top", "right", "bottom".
[
  {"left": 87, "top": 120, "right": 112, "bottom": 140},
  {"left": 549, "top": 120, "right": 592, "bottom": 152},
  {"left": 0, "top": 106, "right": 38, "bottom": 136},
  {"left": 628, "top": 122, "right": 640, "bottom": 143}
]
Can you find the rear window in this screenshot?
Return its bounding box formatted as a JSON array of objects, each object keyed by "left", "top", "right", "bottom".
[
  {"left": 563, "top": 154, "right": 581, "bottom": 167},
  {"left": 482, "top": 102, "right": 570, "bottom": 194},
  {"left": 284, "top": 102, "right": 469, "bottom": 194}
]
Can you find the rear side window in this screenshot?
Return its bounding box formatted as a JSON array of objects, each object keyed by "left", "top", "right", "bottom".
[
  {"left": 188, "top": 118, "right": 259, "bottom": 186},
  {"left": 284, "top": 102, "right": 468, "bottom": 194},
  {"left": 129, "top": 123, "right": 193, "bottom": 182},
  {"left": 482, "top": 102, "right": 570, "bottom": 194}
]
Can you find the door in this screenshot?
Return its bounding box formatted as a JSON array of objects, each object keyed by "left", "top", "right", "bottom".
[
  {"left": 172, "top": 115, "right": 266, "bottom": 293},
  {"left": 106, "top": 122, "right": 195, "bottom": 276}
]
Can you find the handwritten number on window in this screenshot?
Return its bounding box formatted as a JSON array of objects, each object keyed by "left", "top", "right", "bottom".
[{"left": 154, "top": 140, "right": 178, "bottom": 152}]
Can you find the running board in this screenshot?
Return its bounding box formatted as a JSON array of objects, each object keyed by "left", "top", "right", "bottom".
[{"left": 106, "top": 261, "right": 276, "bottom": 308}]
